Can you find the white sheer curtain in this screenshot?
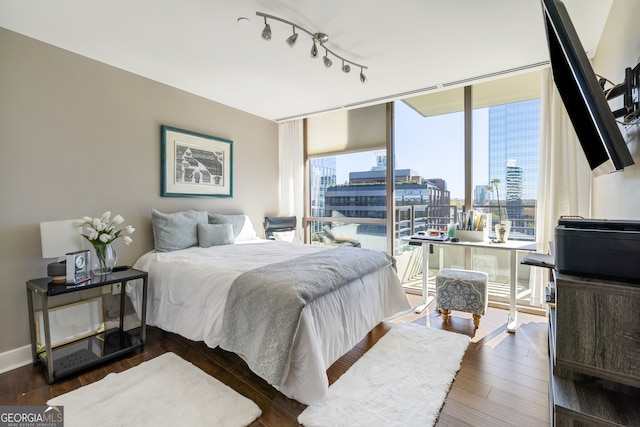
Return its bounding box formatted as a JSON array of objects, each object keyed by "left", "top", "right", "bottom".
[
  {"left": 278, "top": 120, "right": 305, "bottom": 242},
  {"left": 530, "top": 69, "right": 592, "bottom": 306}
]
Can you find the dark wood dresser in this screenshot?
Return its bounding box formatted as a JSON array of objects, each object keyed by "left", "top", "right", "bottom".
[{"left": 549, "top": 272, "right": 640, "bottom": 426}]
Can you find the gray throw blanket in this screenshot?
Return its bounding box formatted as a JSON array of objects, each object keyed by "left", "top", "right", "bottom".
[{"left": 219, "top": 246, "right": 393, "bottom": 386}]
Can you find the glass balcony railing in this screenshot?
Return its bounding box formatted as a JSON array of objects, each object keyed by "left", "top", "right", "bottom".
[
  {"left": 393, "top": 203, "right": 536, "bottom": 307},
  {"left": 308, "top": 201, "right": 537, "bottom": 307}
]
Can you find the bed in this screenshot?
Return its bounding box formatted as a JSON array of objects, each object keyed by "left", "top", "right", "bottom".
[{"left": 127, "top": 210, "right": 410, "bottom": 404}]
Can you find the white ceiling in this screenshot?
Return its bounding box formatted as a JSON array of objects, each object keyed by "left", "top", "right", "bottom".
[{"left": 0, "top": 0, "right": 614, "bottom": 122}]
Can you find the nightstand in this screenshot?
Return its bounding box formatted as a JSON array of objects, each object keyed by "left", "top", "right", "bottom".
[{"left": 26, "top": 268, "right": 148, "bottom": 383}]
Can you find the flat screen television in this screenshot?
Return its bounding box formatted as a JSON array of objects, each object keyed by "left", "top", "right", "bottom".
[{"left": 541, "top": 0, "right": 634, "bottom": 176}]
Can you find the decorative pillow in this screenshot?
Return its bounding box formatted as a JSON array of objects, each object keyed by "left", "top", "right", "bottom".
[
  {"left": 197, "top": 223, "right": 234, "bottom": 247},
  {"left": 208, "top": 214, "right": 259, "bottom": 242},
  {"left": 152, "top": 209, "right": 208, "bottom": 252}
]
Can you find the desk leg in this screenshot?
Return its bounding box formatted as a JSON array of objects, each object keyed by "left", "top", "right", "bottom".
[
  {"left": 415, "top": 242, "right": 435, "bottom": 313},
  {"left": 507, "top": 249, "right": 518, "bottom": 333}
]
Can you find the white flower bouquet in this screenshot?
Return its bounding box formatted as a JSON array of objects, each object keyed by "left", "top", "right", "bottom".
[{"left": 75, "top": 211, "right": 135, "bottom": 274}]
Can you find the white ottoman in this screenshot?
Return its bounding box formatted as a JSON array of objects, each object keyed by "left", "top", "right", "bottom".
[{"left": 436, "top": 268, "right": 489, "bottom": 328}]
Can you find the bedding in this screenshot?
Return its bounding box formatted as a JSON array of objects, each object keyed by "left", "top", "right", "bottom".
[
  {"left": 128, "top": 238, "right": 410, "bottom": 404},
  {"left": 221, "top": 246, "right": 393, "bottom": 387}
]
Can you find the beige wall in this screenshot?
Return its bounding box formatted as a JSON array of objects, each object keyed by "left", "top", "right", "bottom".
[
  {"left": 591, "top": 0, "right": 640, "bottom": 218},
  {"left": 0, "top": 28, "right": 279, "bottom": 356}
]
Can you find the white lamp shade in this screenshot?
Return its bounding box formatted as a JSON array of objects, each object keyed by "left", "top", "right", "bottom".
[{"left": 40, "top": 220, "right": 84, "bottom": 258}]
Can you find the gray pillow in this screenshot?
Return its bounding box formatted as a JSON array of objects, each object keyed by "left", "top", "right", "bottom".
[
  {"left": 152, "top": 209, "right": 208, "bottom": 252},
  {"left": 207, "top": 214, "right": 247, "bottom": 239},
  {"left": 197, "top": 223, "right": 234, "bottom": 247}
]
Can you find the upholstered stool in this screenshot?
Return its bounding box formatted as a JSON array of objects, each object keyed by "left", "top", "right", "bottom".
[{"left": 436, "top": 268, "right": 488, "bottom": 328}]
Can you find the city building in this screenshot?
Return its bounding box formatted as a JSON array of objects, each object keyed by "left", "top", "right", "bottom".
[
  {"left": 505, "top": 159, "right": 524, "bottom": 220},
  {"left": 316, "top": 154, "right": 451, "bottom": 238},
  {"left": 309, "top": 156, "right": 337, "bottom": 226},
  {"left": 488, "top": 99, "right": 540, "bottom": 238}
]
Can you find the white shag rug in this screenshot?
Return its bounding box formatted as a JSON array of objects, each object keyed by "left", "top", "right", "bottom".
[
  {"left": 48, "top": 352, "right": 261, "bottom": 427},
  {"left": 298, "top": 322, "right": 470, "bottom": 427}
]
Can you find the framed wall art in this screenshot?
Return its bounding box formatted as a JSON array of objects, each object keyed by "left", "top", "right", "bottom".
[{"left": 161, "top": 125, "right": 233, "bottom": 198}]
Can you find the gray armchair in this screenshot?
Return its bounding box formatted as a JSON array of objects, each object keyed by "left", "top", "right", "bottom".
[{"left": 263, "top": 216, "right": 297, "bottom": 241}]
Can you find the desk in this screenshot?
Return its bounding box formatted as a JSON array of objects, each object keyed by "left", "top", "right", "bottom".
[{"left": 408, "top": 238, "right": 535, "bottom": 332}]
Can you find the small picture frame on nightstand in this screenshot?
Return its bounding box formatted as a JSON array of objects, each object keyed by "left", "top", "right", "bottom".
[{"left": 66, "top": 250, "right": 91, "bottom": 284}]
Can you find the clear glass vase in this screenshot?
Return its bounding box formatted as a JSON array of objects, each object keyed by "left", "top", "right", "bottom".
[
  {"left": 494, "top": 220, "right": 511, "bottom": 243},
  {"left": 91, "top": 243, "right": 117, "bottom": 275}
]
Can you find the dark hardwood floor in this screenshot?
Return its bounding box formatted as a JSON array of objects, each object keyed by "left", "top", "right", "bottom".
[{"left": 0, "top": 295, "right": 550, "bottom": 426}]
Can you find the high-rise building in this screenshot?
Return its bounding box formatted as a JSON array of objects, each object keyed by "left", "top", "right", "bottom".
[
  {"left": 309, "top": 152, "right": 452, "bottom": 241},
  {"left": 474, "top": 184, "right": 490, "bottom": 206},
  {"left": 488, "top": 99, "right": 540, "bottom": 237},
  {"left": 323, "top": 165, "right": 451, "bottom": 233},
  {"left": 309, "top": 156, "right": 336, "bottom": 232},
  {"left": 505, "top": 159, "right": 523, "bottom": 204},
  {"left": 488, "top": 99, "right": 540, "bottom": 200},
  {"left": 505, "top": 159, "right": 523, "bottom": 220}
]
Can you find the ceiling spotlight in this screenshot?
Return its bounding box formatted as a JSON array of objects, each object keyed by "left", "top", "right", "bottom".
[
  {"left": 261, "top": 17, "right": 271, "bottom": 40},
  {"left": 360, "top": 68, "right": 367, "bottom": 83},
  {"left": 323, "top": 50, "right": 332, "bottom": 68},
  {"left": 286, "top": 27, "right": 298, "bottom": 47},
  {"left": 255, "top": 11, "right": 368, "bottom": 83}
]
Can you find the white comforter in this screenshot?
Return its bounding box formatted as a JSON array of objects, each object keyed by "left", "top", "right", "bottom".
[{"left": 128, "top": 239, "right": 410, "bottom": 404}]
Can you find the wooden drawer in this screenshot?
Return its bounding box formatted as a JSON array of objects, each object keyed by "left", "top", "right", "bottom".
[{"left": 555, "top": 274, "right": 640, "bottom": 388}]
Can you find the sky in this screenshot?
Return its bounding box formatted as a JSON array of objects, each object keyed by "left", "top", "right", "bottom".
[{"left": 336, "top": 100, "right": 490, "bottom": 199}]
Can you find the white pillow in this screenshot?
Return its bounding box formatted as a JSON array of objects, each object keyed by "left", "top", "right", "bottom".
[
  {"left": 207, "top": 214, "right": 259, "bottom": 242},
  {"left": 236, "top": 216, "right": 260, "bottom": 242}
]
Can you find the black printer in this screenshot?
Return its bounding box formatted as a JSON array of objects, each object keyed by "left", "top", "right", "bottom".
[{"left": 555, "top": 218, "right": 640, "bottom": 282}]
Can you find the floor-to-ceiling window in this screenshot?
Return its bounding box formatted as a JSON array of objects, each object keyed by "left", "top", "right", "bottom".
[
  {"left": 306, "top": 104, "right": 389, "bottom": 252},
  {"left": 393, "top": 72, "right": 541, "bottom": 306},
  {"left": 478, "top": 99, "right": 540, "bottom": 240},
  {"left": 392, "top": 96, "right": 465, "bottom": 288},
  {"left": 305, "top": 71, "right": 543, "bottom": 307},
  {"left": 309, "top": 150, "right": 388, "bottom": 251}
]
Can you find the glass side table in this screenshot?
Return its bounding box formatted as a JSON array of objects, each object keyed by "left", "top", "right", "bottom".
[{"left": 26, "top": 268, "right": 148, "bottom": 383}]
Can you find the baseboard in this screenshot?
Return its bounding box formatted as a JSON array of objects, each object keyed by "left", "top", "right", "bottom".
[{"left": 0, "top": 345, "right": 32, "bottom": 374}]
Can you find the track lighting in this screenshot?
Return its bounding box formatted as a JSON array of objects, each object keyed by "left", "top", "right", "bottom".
[
  {"left": 323, "top": 49, "right": 332, "bottom": 68},
  {"left": 286, "top": 27, "right": 298, "bottom": 47},
  {"left": 261, "top": 17, "right": 271, "bottom": 40},
  {"left": 256, "top": 11, "right": 368, "bottom": 83}
]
